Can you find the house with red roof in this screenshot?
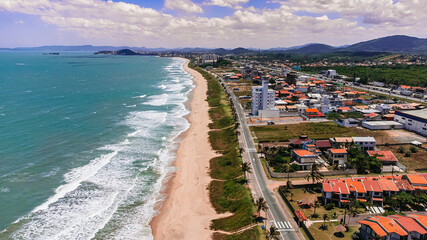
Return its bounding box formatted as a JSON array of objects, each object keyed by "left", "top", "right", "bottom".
[
  {"left": 390, "top": 215, "right": 427, "bottom": 240},
  {"left": 403, "top": 174, "right": 427, "bottom": 192},
  {"left": 342, "top": 178, "right": 367, "bottom": 202},
  {"left": 322, "top": 179, "right": 351, "bottom": 207},
  {"left": 303, "top": 108, "right": 325, "bottom": 119},
  {"left": 367, "top": 151, "right": 398, "bottom": 165},
  {"left": 326, "top": 148, "right": 348, "bottom": 165},
  {"left": 359, "top": 214, "right": 427, "bottom": 240},
  {"left": 291, "top": 149, "right": 317, "bottom": 170},
  {"left": 361, "top": 178, "right": 384, "bottom": 206}
]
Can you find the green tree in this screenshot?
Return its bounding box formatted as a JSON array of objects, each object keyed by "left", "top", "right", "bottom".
[
  {"left": 256, "top": 197, "right": 268, "bottom": 219},
  {"left": 398, "top": 146, "right": 405, "bottom": 153},
  {"left": 241, "top": 162, "right": 252, "bottom": 179},
  {"left": 312, "top": 200, "right": 320, "bottom": 218},
  {"left": 306, "top": 162, "right": 324, "bottom": 184},
  {"left": 395, "top": 192, "right": 414, "bottom": 211},
  {"left": 410, "top": 146, "right": 418, "bottom": 153},
  {"left": 267, "top": 226, "right": 280, "bottom": 240},
  {"left": 322, "top": 214, "right": 329, "bottom": 230}
]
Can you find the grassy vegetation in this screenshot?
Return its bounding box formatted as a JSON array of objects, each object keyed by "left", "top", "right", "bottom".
[
  {"left": 212, "top": 226, "right": 261, "bottom": 240},
  {"left": 309, "top": 222, "right": 359, "bottom": 240},
  {"left": 191, "top": 65, "right": 257, "bottom": 235},
  {"left": 301, "top": 65, "right": 427, "bottom": 87},
  {"left": 379, "top": 144, "right": 427, "bottom": 171},
  {"left": 251, "top": 122, "right": 359, "bottom": 142}
]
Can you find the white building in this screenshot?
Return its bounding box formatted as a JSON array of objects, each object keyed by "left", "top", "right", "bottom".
[
  {"left": 325, "top": 70, "right": 337, "bottom": 78},
  {"left": 394, "top": 109, "right": 427, "bottom": 136},
  {"left": 352, "top": 137, "right": 376, "bottom": 150},
  {"left": 200, "top": 54, "right": 218, "bottom": 63},
  {"left": 251, "top": 79, "right": 277, "bottom": 116}
]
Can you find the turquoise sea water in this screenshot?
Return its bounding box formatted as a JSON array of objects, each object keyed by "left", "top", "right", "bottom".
[{"left": 0, "top": 52, "right": 193, "bottom": 239}]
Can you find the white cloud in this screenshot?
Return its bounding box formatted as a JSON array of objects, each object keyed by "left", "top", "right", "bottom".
[
  {"left": 205, "top": 0, "right": 249, "bottom": 9},
  {"left": 164, "top": 0, "right": 203, "bottom": 13},
  {"left": 0, "top": 0, "right": 426, "bottom": 48}
]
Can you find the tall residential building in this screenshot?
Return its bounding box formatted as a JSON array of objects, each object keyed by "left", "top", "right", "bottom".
[{"left": 251, "top": 79, "right": 275, "bottom": 116}]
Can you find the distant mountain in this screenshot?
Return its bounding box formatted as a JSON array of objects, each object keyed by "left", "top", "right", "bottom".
[
  {"left": 284, "top": 44, "right": 337, "bottom": 53},
  {"left": 212, "top": 47, "right": 253, "bottom": 55},
  {"left": 267, "top": 43, "right": 321, "bottom": 52},
  {"left": 341, "top": 35, "right": 427, "bottom": 54}
]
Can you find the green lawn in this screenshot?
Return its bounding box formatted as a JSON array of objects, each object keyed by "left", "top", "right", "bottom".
[
  {"left": 251, "top": 122, "right": 359, "bottom": 142},
  {"left": 309, "top": 222, "right": 359, "bottom": 240}
]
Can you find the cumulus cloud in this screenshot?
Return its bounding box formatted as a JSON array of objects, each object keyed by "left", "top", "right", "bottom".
[
  {"left": 0, "top": 0, "right": 425, "bottom": 48},
  {"left": 164, "top": 0, "right": 203, "bottom": 13},
  {"left": 205, "top": 0, "right": 249, "bottom": 9}
]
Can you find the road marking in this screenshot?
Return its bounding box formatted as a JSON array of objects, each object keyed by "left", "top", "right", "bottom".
[{"left": 273, "top": 221, "right": 293, "bottom": 230}]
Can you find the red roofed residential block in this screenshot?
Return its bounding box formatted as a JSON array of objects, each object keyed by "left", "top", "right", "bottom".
[
  {"left": 359, "top": 214, "right": 427, "bottom": 240},
  {"left": 367, "top": 151, "right": 398, "bottom": 164},
  {"left": 304, "top": 108, "right": 325, "bottom": 118},
  {"left": 389, "top": 215, "right": 427, "bottom": 235}
]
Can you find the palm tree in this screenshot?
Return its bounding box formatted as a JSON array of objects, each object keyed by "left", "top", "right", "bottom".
[
  {"left": 290, "top": 192, "right": 294, "bottom": 202},
  {"left": 305, "top": 162, "right": 324, "bottom": 184},
  {"left": 241, "top": 162, "right": 252, "bottom": 178},
  {"left": 322, "top": 213, "right": 329, "bottom": 230},
  {"left": 283, "top": 163, "right": 291, "bottom": 182},
  {"left": 239, "top": 147, "right": 245, "bottom": 156},
  {"left": 256, "top": 197, "right": 268, "bottom": 219},
  {"left": 313, "top": 200, "right": 320, "bottom": 217},
  {"left": 285, "top": 180, "right": 293, "bottom": 192},
  {"left": 267, "top": 226, "right": 280, "bottom": 240}
]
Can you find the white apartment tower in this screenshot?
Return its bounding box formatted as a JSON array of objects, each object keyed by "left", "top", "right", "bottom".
[{"left": 251, "top": 79, "right": 276, "bottom": 116}]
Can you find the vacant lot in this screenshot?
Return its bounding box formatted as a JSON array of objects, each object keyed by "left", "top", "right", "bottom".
[
  {"left": 378, "top": 144, "right": 427, "bottom": 171},
  {"left": 250, "top": 122, "right": 359, "bottom": 142}
]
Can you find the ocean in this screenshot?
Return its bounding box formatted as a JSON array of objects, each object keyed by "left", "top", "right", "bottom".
[{"left": 0, "top": 52, "right": 193, "bottom": 239}]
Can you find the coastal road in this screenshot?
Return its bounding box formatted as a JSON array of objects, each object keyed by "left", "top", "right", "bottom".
[
  {"left": 350, "top": 84, "right": 425, "bottom": 103},
  {"left": 212, "top": 72, "right": 300, "bottom": 240}
]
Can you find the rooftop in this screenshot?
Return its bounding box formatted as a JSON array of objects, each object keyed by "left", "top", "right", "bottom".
[
  {"left": 367, "top": 151, "right": 398, "bottom": 162},
  {"left": 293, "top": 150, "right": 316, "bottom": 157},
  {"left": 353, "top": 136, "right": 376, "bottom": 142}
]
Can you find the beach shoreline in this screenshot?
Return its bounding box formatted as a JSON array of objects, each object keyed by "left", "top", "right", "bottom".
[{"left": 149, "top": 59, "right": 221, "bottom": 239}]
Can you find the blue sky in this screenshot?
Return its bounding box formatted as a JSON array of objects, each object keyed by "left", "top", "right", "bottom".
[{"left": 0, "top": 0, "right": 425, "bottom": 48}]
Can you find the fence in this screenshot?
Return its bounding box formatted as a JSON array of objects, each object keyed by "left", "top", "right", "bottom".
[
  {"left": 265, "top": 161, "right": 357, "bottom": 178},
  {"left": 278, "top": 187, "right": 315, "bottom": 240}
]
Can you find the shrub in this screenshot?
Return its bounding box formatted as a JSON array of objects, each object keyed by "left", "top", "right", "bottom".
[
  {"left": 289, "top": 163, "right": 300, "bottom": 172},
  {"left": 405, "top": 151, "right": 412, "bottom": 157},
  {"left": 410, "top": 146, "right": 418, "bottom": 153},
  {"left": 325, "top": 203, "right": 335, "bottom": 210},
  {"left": 398, "top": 146, "right": 405, "bottom": 153}
]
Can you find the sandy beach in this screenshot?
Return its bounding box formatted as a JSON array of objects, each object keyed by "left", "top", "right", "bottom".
[{"left": 150, "top": 60, "right": 222, "bottom": 239}]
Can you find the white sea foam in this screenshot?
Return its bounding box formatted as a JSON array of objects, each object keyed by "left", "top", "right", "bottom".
[
  {"left": 132, "top": 94, "right": 146, "bottom": 99},
  {"left": 143, "top": 93, "right": 168, "bottom": 106},
  {"left": 4, "top": 57, "right": 195, "bottom": 240}
]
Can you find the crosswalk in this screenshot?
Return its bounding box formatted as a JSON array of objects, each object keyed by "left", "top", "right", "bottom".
[
  {"left": 366, "top": 206, "right": 385, "bottom": 214},
  {"left": 273, "top": 221, "right": 293, "bottom": 231}
]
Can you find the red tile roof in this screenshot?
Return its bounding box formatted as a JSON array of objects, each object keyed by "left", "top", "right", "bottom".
[
  {"left": 389, "top": 215, "right": 427, "bottom": 234},
  {"left": 315, "top": 140, "right": 331, "bottom": 148},
  {"left": 293, "top": 150, "right": 316, "bottom": 157},
  {"left": 363, "top": 180, "right": 382, "bottom": 192},
  {"left": 367, "top": 151, "right": 398, "bottom": 162},
  {"left": 377, "top": 179, "right": 399, "bottom": 192},
  {"left": 405, "top": 174, "right": 427, "bottom": 185},
  {"left": 329, "top": 149, "right": 347, "bottom": 154},
  {"left": 394, "top": 179, "right": 415, "bottom": 191},
  {"left": 343, "top": 179, "right": 367, "bottom": 193},
  {"left": 358, "top": 220, "right": 387, "bottom": 237}
]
